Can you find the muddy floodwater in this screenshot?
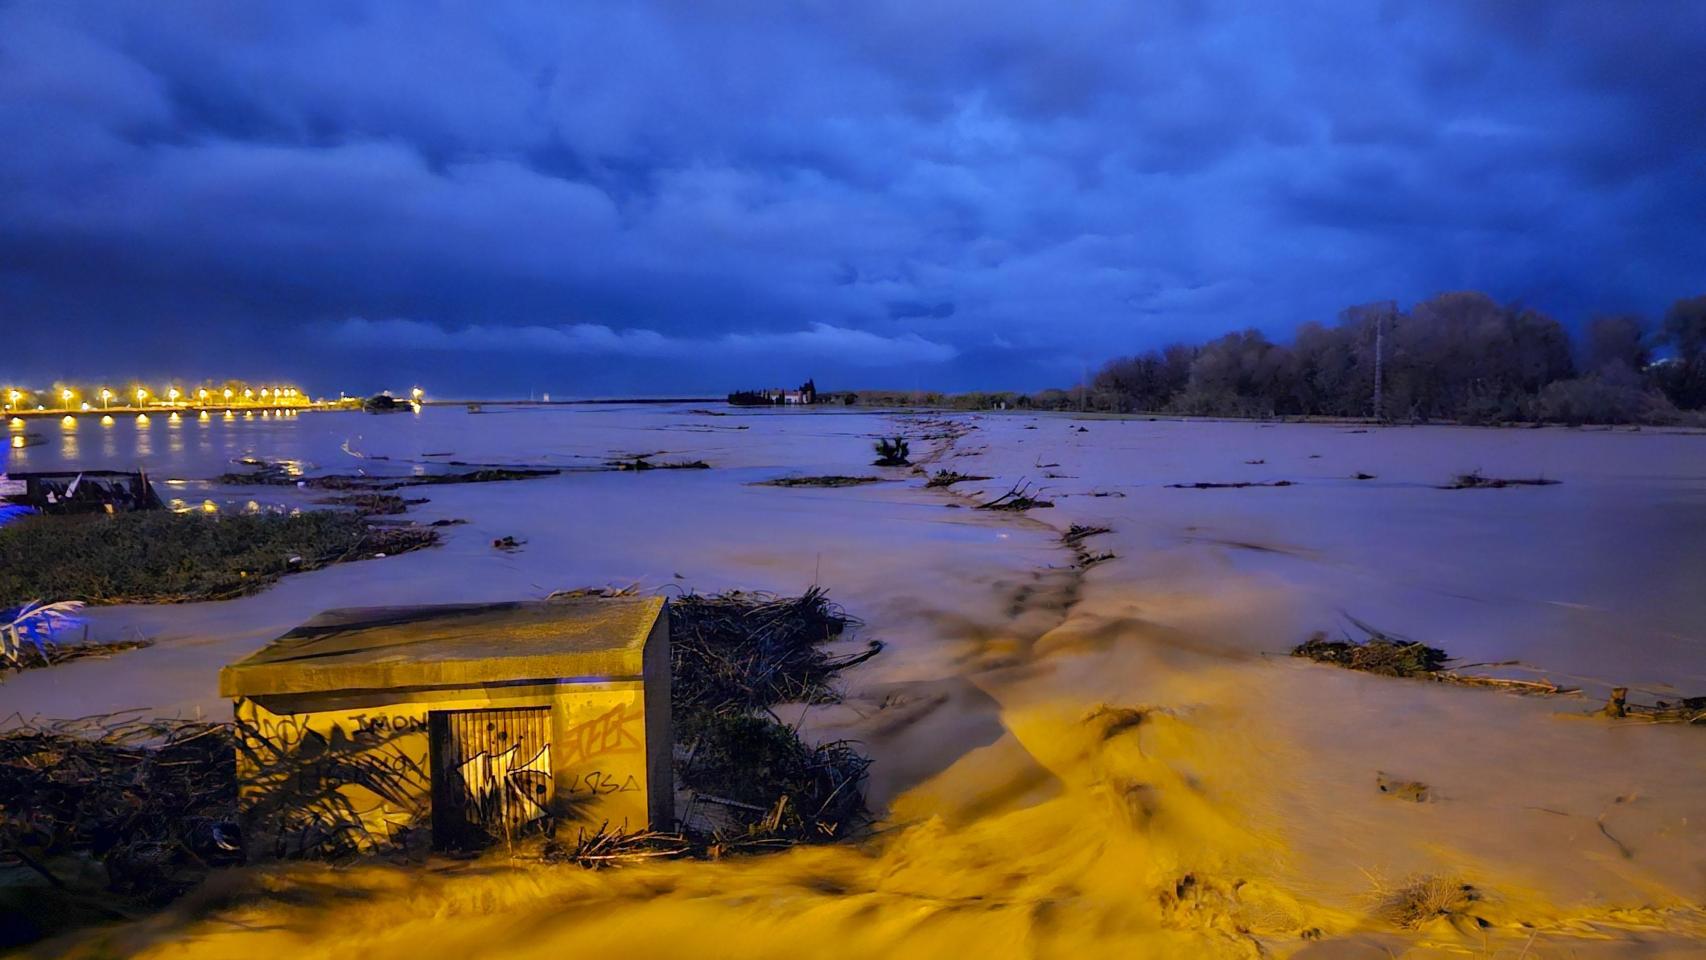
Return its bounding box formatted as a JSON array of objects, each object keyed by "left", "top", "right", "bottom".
[{"left": 7, "top": 404, "right": 1706, "bottom": 958}]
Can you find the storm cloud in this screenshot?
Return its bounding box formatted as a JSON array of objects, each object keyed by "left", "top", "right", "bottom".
[{"left": 1, "top": 1, "right": 1702, "bottom": 396}]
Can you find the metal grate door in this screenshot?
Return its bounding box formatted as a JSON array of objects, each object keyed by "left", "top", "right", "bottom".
[{"left": 429, "top": 707, "right": 554, "bottom": 848}]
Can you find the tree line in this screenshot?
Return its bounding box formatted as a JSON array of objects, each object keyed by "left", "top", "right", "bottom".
[{"left": 1026, "top": 291, "right": 1706, "bottom": 424}]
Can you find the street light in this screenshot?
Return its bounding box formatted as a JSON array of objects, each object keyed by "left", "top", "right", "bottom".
[
  {"left": 135, "top": 387, "right": 149, "bottom": 406},
  {"left": 62, "top": 389, "right": 73, "bottom": 411},
  {"left": 198, "top": 388, "right": 209, "bottom": 403},
  {"left": 100, "top": 388, "right": 113, "bottom": 410},
  {"left": 6, "top": 390, "right": 19, "bottom": 410},
  {"left": 223, "top": 388, "right": 234, "bottom": 401},
  {"left": 168, "top": 387, "right": 180, "bottom": 403}
]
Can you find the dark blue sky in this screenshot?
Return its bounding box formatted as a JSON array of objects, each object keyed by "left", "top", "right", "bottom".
[{"left": 2, "top": 1, "right": 1702, "bottom": 397}]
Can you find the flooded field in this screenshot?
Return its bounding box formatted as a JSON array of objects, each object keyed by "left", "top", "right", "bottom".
[{"left": 7, "top": 404, "right": 1705, "bottom": 957}]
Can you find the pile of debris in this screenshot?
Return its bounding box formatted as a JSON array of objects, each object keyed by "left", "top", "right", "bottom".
[
  {"left": 1292, "top": 617, "right": 1593, "bottom": 699},
  {"left": 617, "top": 589, "right": 880, "bottom": 858},
  {"left": 924, "top": 470, "right": 991, "bottom": 488},
  {"left": 0, "top": 714, "right": 241, "bottom": 905},
  {"left": 1292, "top": 631, "right": 1448, "bottom": 677},
  {"left": 1440, "top": 472, "right": 1560, "bottom": 490}
]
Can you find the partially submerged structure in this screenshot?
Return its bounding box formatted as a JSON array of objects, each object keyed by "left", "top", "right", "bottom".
[
  {"left": 220, "top": 596, "right": 672, "bottom": 856},
  {"left": 0, "top": 469, "right": 163, "bottom": 514}
]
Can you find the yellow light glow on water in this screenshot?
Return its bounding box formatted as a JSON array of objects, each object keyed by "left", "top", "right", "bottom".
[
  {"left": 136, "top": 413, "right": 150, "bottom": 425},
  {"left": 7, "top": 417, "right": 20, "bottom": 430},
  {"left": 61, "top": 416, "right": 75, "bottom": 428},
  {"left": 169, "top": 412, "right": 181, "bottom": 422},
  {"left": 223, "top": 410, "right": 235, "bottom": 420},
  {"left": 201, "top": 500, "right": 218, "bottom": 513},
  {"left": 199, "top": 411, "right": 210, "bottom": 421},
  {"left": 244, "top": 411, "right": 254, "bottom": 420},
  {"left": 10, "top": 435, "right": 22, "bottom": 448},
  {"left": 100, "top": 415, "right": 114, "bottom": 426}
]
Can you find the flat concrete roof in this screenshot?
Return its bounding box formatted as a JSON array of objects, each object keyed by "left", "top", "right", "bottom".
[{"left": 220, "top": 596, "right": 665, "bottom": 698}]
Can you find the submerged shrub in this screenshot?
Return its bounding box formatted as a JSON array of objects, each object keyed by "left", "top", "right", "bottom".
[{"left": 871, "top": 436, "right": 911, "bottom": 466}]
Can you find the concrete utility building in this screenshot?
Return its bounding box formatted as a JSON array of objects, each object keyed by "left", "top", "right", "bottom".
[{"left": 220, "top": 596, "right": 671, "bottom": 855}]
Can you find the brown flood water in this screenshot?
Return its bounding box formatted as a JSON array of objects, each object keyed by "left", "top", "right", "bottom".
[{"left": 10, "top": 405, "right": 1705, "bottom": 958}]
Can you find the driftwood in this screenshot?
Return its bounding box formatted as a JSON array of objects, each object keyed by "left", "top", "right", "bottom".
[
  {"left": 1600, "top": 686, "right": 1705, "bottom": 724},
  {"left": 977, "top": 482, "right": 1054, "bottom": 511}
]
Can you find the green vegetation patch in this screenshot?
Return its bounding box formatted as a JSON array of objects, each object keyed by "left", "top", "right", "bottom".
[{"left": 0, "top": 510, "right": 438, "bottom": 606}]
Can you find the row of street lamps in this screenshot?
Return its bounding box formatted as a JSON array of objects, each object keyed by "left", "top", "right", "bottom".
[{"left": 3, "top": 385, "right": 310, "bottom": 413}]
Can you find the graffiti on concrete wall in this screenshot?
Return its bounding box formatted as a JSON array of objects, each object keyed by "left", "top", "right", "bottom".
[
  {"left": 455, "top": 742, "right": 553, "bottom": 824},
  {"left": 559, "top": 703, "right": 644, "bottom": 765}
]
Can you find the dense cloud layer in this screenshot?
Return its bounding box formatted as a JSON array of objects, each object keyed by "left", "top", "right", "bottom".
[{"left": 2, "top": 1, "right": 1702, "bottom": 396}]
